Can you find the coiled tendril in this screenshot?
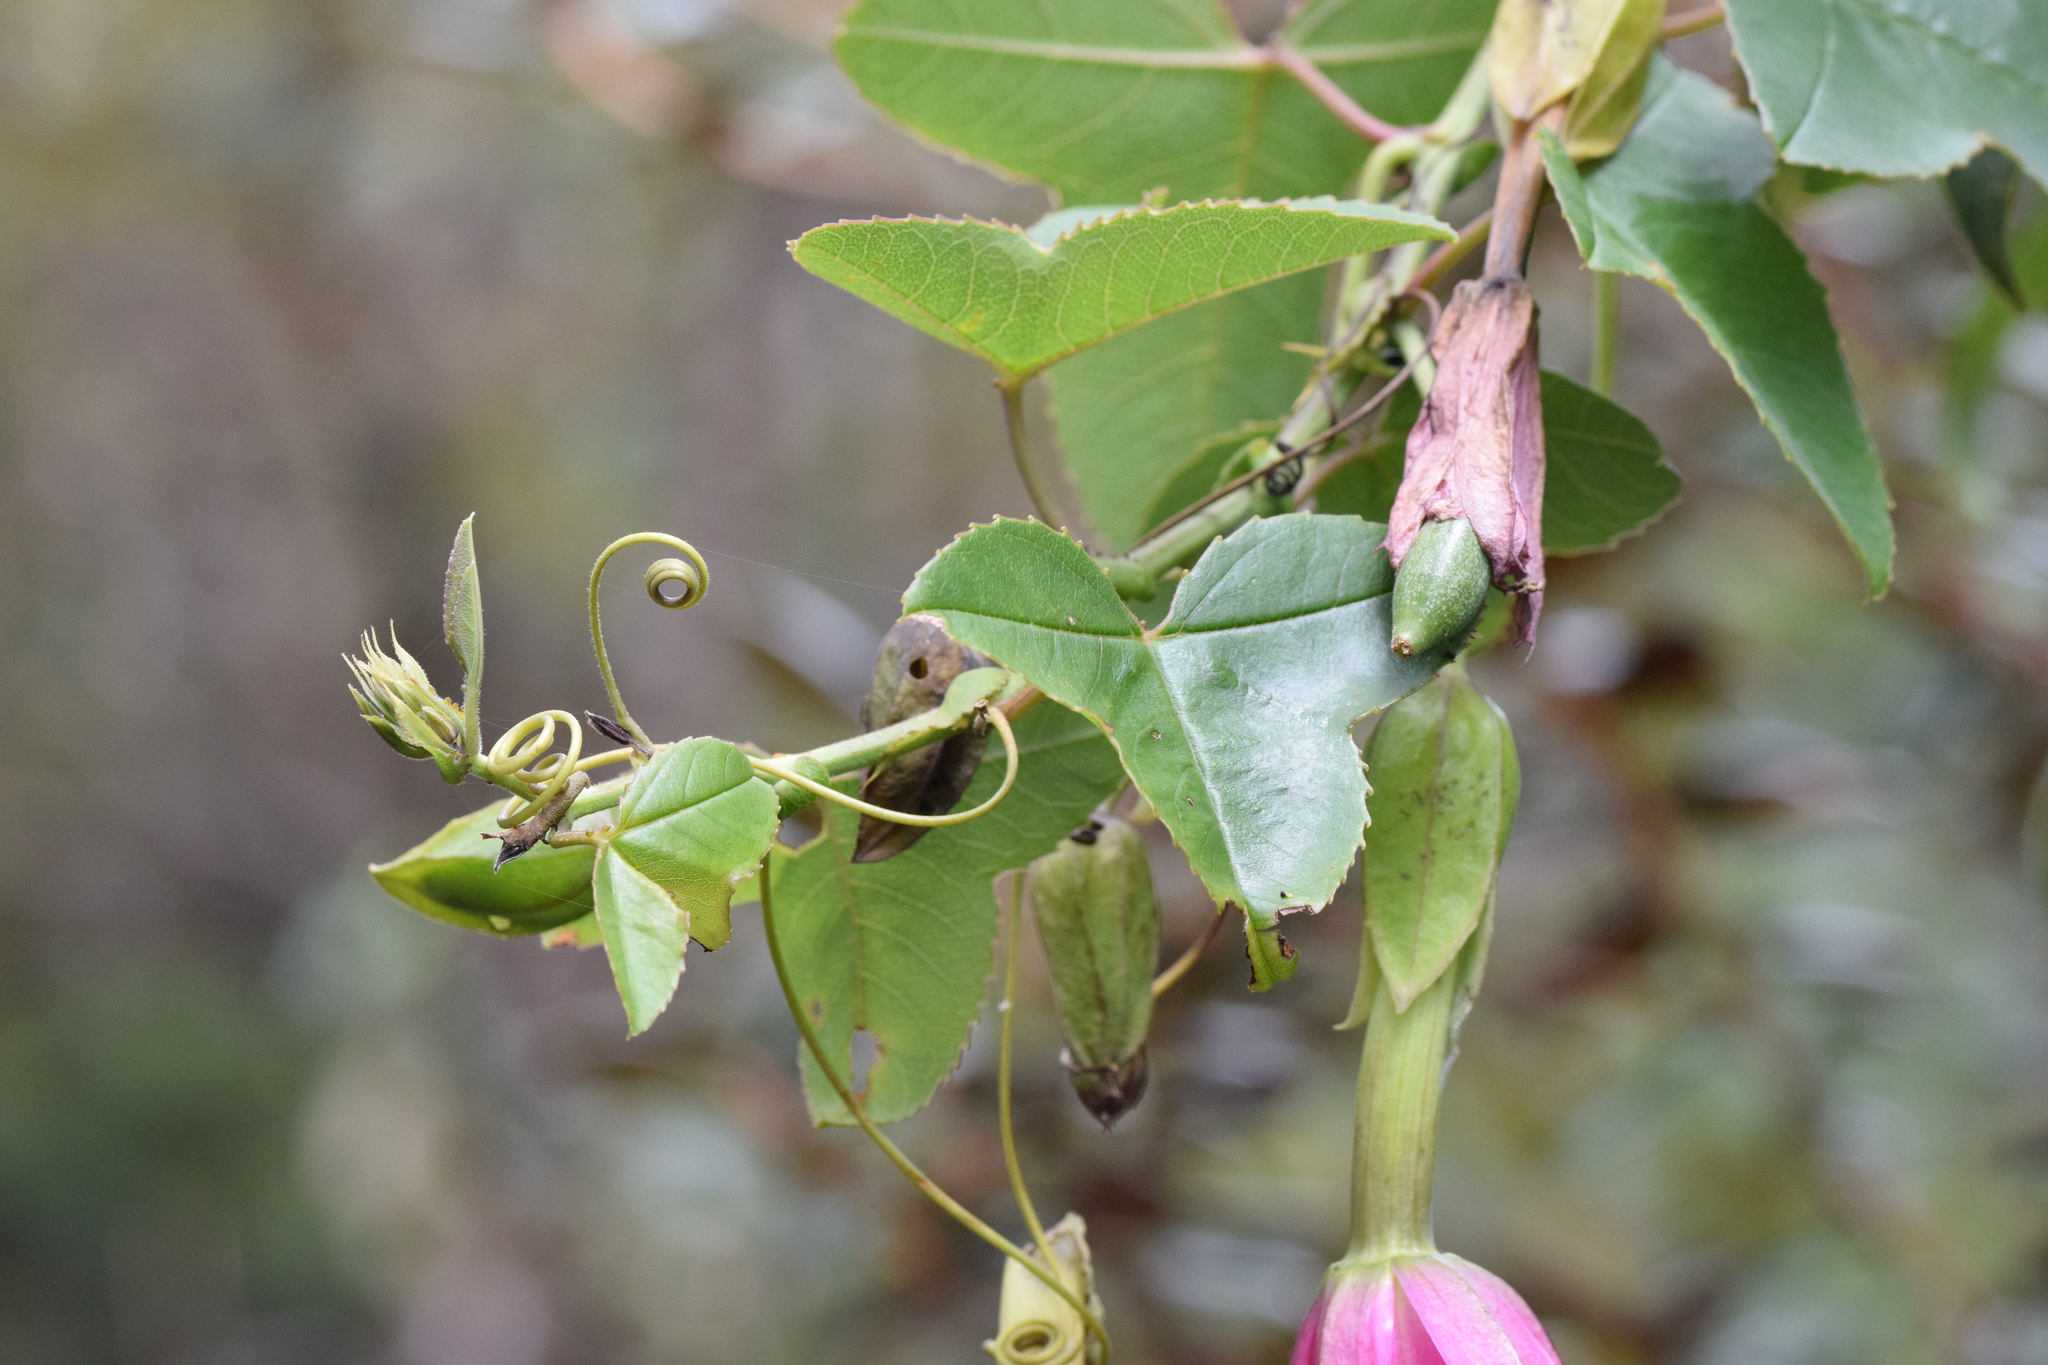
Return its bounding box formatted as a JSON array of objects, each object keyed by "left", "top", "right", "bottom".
[{"left": 589, "top": 532, "right": 709, "bottom": 751}]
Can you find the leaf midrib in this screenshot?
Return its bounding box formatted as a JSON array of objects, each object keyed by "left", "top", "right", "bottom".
[{"left": 843, "top": 26, "right": 1482, "bottom": 70}]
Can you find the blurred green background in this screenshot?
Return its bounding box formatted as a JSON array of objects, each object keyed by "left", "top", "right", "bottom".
[{"left": 4, "top": 2, "right": 2048, "bottom": 1362}]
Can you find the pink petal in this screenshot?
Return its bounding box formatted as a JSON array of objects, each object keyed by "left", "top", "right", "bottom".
[
  {"left": 1293, "top": 1268, "right": 1449, "bottom": 1365},
  {"left": 1393, "top": 1255, "right": 1560, "bottom": 1365}
]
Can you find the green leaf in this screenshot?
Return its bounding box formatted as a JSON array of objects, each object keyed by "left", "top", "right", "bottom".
[
  {"left": 771, "top": 703, "right": 1124, "bottom": 1125},
  {"left": 903, "top": 514, "right": 1438, "bottom": 987},
  {"left": 1359, "top": 668, "right": 1517, "bottom": 1010},
  {"left": 790, "top": 199, "right": 1451, "bottom": 384},
  {"left": 837, "top": 0, "right": 1495, "bottom": 206},
  {"left": 1537, "top": 372, "right": 1682, "bottom": 553},
  {"left": 1311, "top": 372, "right": 1680, "bottom": 552},
  {"left": 443, "top": 515, "right": 484, "bottom": 749},
  {"left": 370, "top": 801, "right": 596, "bottom": 937},
  {"left": 1538, "top": 61, "right": 1895, "bottom": 596},
  {"left": 1052, "top": 275, "right": 1321, "bottom": 551},
  {"left": 1947, "top": 148, "right": 2024, "bottom": 306},
  {"left": 594, "top": 737, "right": 781, "bottom": 1036},
  {"left": 1724, "top": 0, "right": 2048, "bottom": 187}
]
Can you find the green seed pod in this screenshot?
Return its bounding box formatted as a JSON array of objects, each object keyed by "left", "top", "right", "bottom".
[
  {"left": 1028, "top": 816, "right": 1159, "bottom": 1128},
  {"left": 370, "top": 800, "right": 596, "bottom": 937},
  {"left": 984, "top": 1213, "right": 1103, "bottom": 1365},
  {"left": 853, "top": 613, "right": 993, "bottom": 862},
  {"left": 1389, "top": 517, "right": 1491, "bottom": 659}
]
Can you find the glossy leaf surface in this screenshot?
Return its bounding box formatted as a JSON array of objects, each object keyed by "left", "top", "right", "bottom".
[
  {"left": 1539, "top": 61, "right": 1894, "bottom": 595},
  {"left": 1313, "top": 371, "right": 1680, "bottom": 552},
  {"left": 904, "top": 514, "right": 1438, "bottom": 988},
  {"left": 1360, "top": 669, "right": 1518, "bottom": 1009},
  {"left": 595, "top": 738, "right": 780, "bottom": 1036},
  {"left": 1724, "top": 0, "right": 2048, "bottom": 187},
  {"left": 790, "top": 200, "right": 1450, "bottom": 383},
  {"left": 772, "top": 703, "right": 1124, "bottom": 1125},
  {"left": 370, "top": 802, "right": 594, "bottom": 937},
  {"left": 837, "top": 0, "right": 1495, "bottom": 206}
]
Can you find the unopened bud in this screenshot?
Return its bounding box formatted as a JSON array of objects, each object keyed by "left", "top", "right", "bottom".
[{"left": 346, "top": 629, "right": 467, "bottom": 783}]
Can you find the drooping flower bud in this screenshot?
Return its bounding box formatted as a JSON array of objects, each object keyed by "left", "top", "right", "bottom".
[
  {"left": 1386, "top": 275, "right": 1545, "bottom": 644},
  {"left": 1028, "top": 816, "right": 1159, "bottom": 1128},
  {"left": 1292, "top": 1254, "right": 1559, "bottom": 1365}
]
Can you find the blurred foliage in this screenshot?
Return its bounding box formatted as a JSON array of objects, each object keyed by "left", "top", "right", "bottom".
[{"left": 3, "top": 3, "right": 2048, "bottom": 1364}]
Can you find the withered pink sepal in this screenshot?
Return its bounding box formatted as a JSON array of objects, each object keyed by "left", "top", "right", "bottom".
[
  {"left": 1386, "top": 275, "right": 1546, "bottom": 644},
  {"left": 1290, "top": 1254, "right": 1560, "bottom": 1365}
]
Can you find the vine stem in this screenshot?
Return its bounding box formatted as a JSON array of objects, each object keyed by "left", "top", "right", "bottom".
[
  {"left": 998, "top": 875, "right": 1059, "bottom": 1267},
  {"left": 998, "top": 378, "right": 1071, "bottom": 532},
  {"left": 1269, "top": 45, "right": 1415, "bottom": 144},
  {"left": 1663, "top": 2, "right": 1725, "bottom": 38},
  {"left": 758, "top": 859, "right": 1112, "bottom": 1360},
  {"left": 1591, "top": 270, "right": 1619, "bottom": 396},
  {"left": 1150, "top": 906, "right": 1226, "bottom": 998}
]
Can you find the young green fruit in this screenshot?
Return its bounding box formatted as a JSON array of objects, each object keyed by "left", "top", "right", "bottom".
[
  {"left": 371, "top": 800, "right": 595, "bottom": 936},
  {"left": 1389, "top": 518, "right": 1491, "bottom": 659},
  {"left": 1027, "top": 815, "right": 1159, "bottom": 1129},
  {"left": 853, "top": 613, "right": 992, "bottom": 862}
]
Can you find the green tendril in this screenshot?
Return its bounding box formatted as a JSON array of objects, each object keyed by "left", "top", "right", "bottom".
[
  {"left": 485, "top": 709, "right": 585, "bottom": 826},
  {"left": 588, "top": 532, "right": 710, "bottom": 751},
  {"left": 749, "top": 704, "right": 1020, "bottom": 828}
]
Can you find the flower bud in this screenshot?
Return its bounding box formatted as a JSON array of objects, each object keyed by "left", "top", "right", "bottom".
[
  {"left": 1027, "top": 816, "right": 1159, "bottom": 1129},
  {"left": 1386, "top": 276, "right": 1546, "bottom": 644},
  {"left": 346, "top": 629, "right": 468, "bottom": 783},
  {"left": 985, "top": 1213, "right": 1103, "bottom": 1365},
  {"left": 853, "top": 613, "right": 993, "bottom": 861},
  {"left": 1292, "top": 1254, "right": 1559, "bottom": 1365}
]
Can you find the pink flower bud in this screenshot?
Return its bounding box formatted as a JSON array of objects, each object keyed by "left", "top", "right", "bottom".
[
  {"left": 1386, "top": 275, "right": 1546, "bottom": 645},
  {"left": 1291, "top": 1254, "right": 1559, "bottom": 1365}
]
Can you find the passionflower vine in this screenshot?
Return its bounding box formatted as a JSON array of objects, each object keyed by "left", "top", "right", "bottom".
[
  {"left": 1292, "top": 671, "right": 1554, "bottom": 1365},
  {"left": 1292, "top": 1254, "right": 1559, "bottom": 1365},
  {"left": 1385, "top": 273, "right": 1546, "bottom": 644}
]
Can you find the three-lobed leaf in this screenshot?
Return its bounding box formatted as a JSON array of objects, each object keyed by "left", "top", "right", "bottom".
[
  {"left": 769, "top": 702, "right": 1125, "bottom": 1126},
  {"left": 904, "top": 514, "right": 1438, "bottom": 988},
  {"left": 837, "top": 0, "right": 1494, "bottom": 207},
  {"left": 790, "top": 200, "right": 1450, "bottom": 384},
  {"left": 1724, "top": 0, "right": 2048, "bottom": 188},
  {"left": 1305, "top": 371, "right": 1682, "bottom": 553},
  {"left": 1539, "top": 60, "right": 1894, "bottom": 596},
  {"left": 595, "top": 737, "right": 781, "bottom": 1036}
]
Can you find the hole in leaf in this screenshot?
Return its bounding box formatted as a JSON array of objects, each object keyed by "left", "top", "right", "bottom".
[
  {"left": 850, "top": 1029, "right": 881, "bottom": 1094},
  {"left": 908, "top": 656, "right": 928, "bottom": 679}
]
